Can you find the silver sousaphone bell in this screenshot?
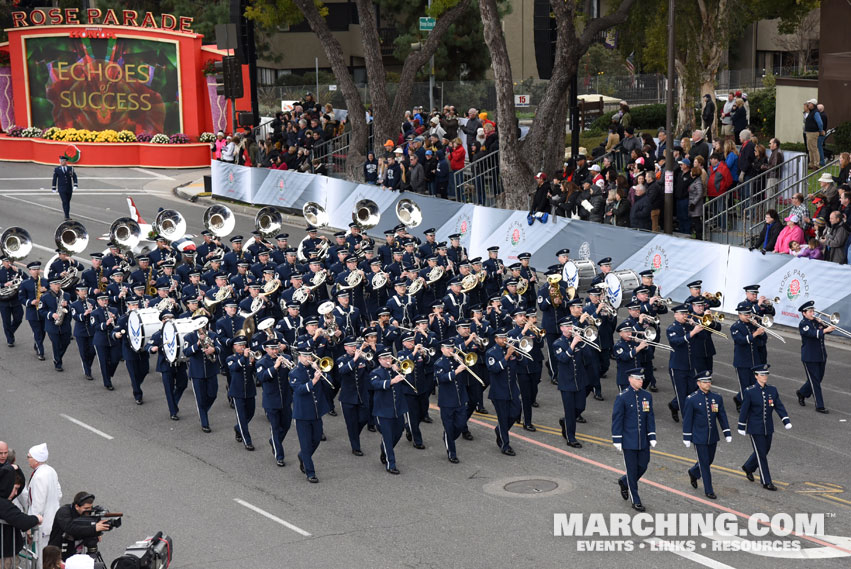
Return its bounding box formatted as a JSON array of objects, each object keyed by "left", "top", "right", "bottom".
[
  {"left": 0, "top": 227, "right": 32, "bottom": 260},
  {"left": 203, "top": 205, "right": 235, "bottom": 238},
  {"left": 154, "top": 209, "right": 187, "bottom": 242},
  {"left": 55, "top": 220, "right": 89, "bottom": 253},
  {"left": 395, "top": 198, "right": 422, "bottom": 228},
  {"left": 303, "top": 202, "right": 329, "bottom": 227},
  {"left": 353, "top": 199, "right": 380, "bottom": 230},
  {"left": 255, "top": 206, "right": 283, "bottom": 237},
  {"left": 109, "top": 217, "right": 142, "bottom": 250}
]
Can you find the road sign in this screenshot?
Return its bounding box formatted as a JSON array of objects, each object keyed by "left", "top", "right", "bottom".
[
  {"left": 514, "top": 94, "right": 531, "bottom": 107},
  {"left": 419, "top": 17, "right": 436, "bottom": 31}
]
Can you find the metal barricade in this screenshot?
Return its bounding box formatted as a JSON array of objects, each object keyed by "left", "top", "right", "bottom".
[
  {"left": 0, "top": 519, "right": 41, "bottom": 569},
  {"left": 449, "top": 150, "right": 502, "bottom": 206}
]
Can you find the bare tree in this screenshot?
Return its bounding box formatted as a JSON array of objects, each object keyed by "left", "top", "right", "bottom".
[{"left": 773, "top": 9, "right": 819, "bottom": 74}]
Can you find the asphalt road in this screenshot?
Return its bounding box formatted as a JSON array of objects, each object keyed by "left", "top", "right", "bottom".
[{"left": 0, "top": 163, "right": 849, "bottom": 569}]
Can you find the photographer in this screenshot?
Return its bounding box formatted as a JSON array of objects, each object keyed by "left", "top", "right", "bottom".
[{"left": 48, "top": 492, "right": 114, "bottom": 561}]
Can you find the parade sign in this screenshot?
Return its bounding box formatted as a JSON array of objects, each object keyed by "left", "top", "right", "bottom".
[{"left": 11, "top": 9, "right": 194, "bottom": 33}]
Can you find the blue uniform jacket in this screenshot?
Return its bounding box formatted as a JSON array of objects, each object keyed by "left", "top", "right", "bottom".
[
  {"left": 730, "top": 320, "right": 763, "bottom": 368},
  {"left": 227, "top": 354, "right": 257, "bottom": 399},
  {"left": 552, "top": 336, "right": 586, "bottom": 392},
  {"left": 613, "top": 339, "right": 641, "bottom": 387},
  {"left": 682, "top": 390, "right": 731, "bottom": 444},
  {"left": 18, "top": 277, "right": 45, "bottom": 321},
  {"left": 183, "top": 330, "right": 221, "bottom": 378},
  {"left": 69, "top": 298, "right": 95, "bottom": 338},
  {"left": 435, "top": 356, "right": 468, "bottom": 408},
  {"left": 799, "top": 318, "right": 828, "bottom": 363},
  {"left": 289, "top": 362, "right": 330, "bottom": 420},
  {"left": 737, "top": 384, "right": 790, "bottom": 435},
  {"left": 369, "top": 366, "right": 408, "bottom": 418},
  {"left": 485, "top": 344, "right": 520, "bottom": 401},
  {"left": 255, "top": 354, "right": 293, "bottom": 410},
  {"left": 91, "top": 306, "right": 118, "bottom": 347},
  {"left": 52, "top": 164, "right": 77, "bottom": 192},
  {"left": 666, "top": 321, "right": 693, "bottom": 370},
  {"left": 39, "top": 290, "right": 72, "bottom": 335},
  {"left": 611, "top": 388, "right": 657, "bottom": 450},
  {"left": 336, "top": 353, "right": 370, "bottom": 405}
]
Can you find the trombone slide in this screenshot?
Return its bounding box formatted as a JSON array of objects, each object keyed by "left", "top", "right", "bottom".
[{"left": 453, "top": 353, "right": 486, "bottom": 386}]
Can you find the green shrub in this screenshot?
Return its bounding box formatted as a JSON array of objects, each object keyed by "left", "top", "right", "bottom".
[
  {"left": 590, "top": 103, "right": 669, "bottom": 132},
  {"left": 749, "top": 88, "right": 775, "bottom": 138},
  {"left": 833, "top": 121, "right": 851, "bottom": 152}
]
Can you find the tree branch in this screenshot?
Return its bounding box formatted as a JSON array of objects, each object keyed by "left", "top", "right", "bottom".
[{"left": 578, "top": 0, "right": 637, "bottom": 49}]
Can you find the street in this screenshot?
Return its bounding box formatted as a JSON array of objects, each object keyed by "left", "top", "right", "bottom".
[{"left": 0, "top": 163, "right": 849, "bottom": 569}]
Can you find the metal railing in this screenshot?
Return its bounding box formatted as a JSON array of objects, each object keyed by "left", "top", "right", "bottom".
[
  {"left": 310, "top": 130, "right": 352, "bottom": 177},
  {"left": 743, "top": 159, "right": 841, "bottom": 248},
  {"left": 702, "top": 153, "right": 807, "bottom": 246},
  {"left": 590, "top": 149, "right": 628, "bottom": 172},
  {"left": 0, "top": 519, "right": 42, "bottom": 569},
  {"left": 448, "top": 150, "right": 502, "bottom": 206}
]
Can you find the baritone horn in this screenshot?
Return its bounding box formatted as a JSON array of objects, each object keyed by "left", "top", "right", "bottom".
[
  {"left": 153, "top": 209, "right": 186, "bottom": 242},
  {"left": 255, "top": 206, "right": 283, "bottom": 237},
  {"left": 0, "top": 227, "right": 32, "bottom": 260},
  {"left": 203, "top": 205, "right": 235, "bottom": 237},
  {"left": 395, "top": 199, "right": 422, "bottom": 228},
  {"left": 353, "top": 199, "right": 380, "bottom": 229},
  {"left": 55, "top": 220, "right": 89, "bottom": 253},
  {"left": 109, "top": 217, "right": 141, "bottom": 250}
]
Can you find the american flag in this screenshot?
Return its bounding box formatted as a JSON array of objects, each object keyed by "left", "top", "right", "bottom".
[{"left": 624, "top": 52, "right": 636, "bottom": 88}]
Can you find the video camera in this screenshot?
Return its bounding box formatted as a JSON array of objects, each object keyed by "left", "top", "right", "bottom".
[
  {"left": 88, "top": 505, "right": 124, "bottom": 530},
  {"left": 111, "top": 532, "right": 173, "bottom": 569}
]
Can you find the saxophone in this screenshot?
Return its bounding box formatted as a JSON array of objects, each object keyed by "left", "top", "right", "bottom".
[
  {"left": 146, "top": 266, "right": 156, "bottom": 296},
  {"left": 198, "top": 329, "right": 217, "bottom": 362},
  {"left": 98, "top": 266, "right": 107, "bottom": 292},
  {"left": 35, "top": 279, "right": 43, "bottom": 309},
  {"left": 54, "top": 292, "right": 68, "bottom": 326}
]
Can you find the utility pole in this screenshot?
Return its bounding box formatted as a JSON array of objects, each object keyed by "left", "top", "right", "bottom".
[
  {"left": 663, "top": 0, "right": 675, "bottom": 234},
  {"left": 428, "top": 0, "right": 434, "bottom": 112}
]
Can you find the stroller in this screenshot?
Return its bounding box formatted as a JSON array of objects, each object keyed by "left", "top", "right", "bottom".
[{"left": 823, "top": 127, "right": 837, "bottom": 162}]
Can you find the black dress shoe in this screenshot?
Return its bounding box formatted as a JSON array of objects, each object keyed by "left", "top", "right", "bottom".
[
  {"left": 668, "top": 402, "right": 679, "bottom": 422},
  {"left": 495, "top": 428, "right": 503, "bottom": 448},
  {"left": 380, "top": 452, "right": 386, "bottom": 465},
  {"left": 501, "top": 447, "right": 516, "bottom": 456},
  {"left": 201, "top": 426, "right": 212, "bottom": 433},
  {"left": 796, "top": 390, "right": 806, "bottom": 406},
  {"left": 559, "top": 418, "right": 566, "bottom": 439},
  {"left": 276, "top": 459, "right": 285, "bottom": 467},
  {"left": 477, "top": 407, "right": 488, "bottom": 414},
  {"left": 170, "top": 414, "right": 179, "bottom": 421},
  {"left": 649, "top": 385, "right": 658, "bottom": 392},
  {"left": 689, "top": 472, "right": 698, "bottom": 489},
  {"left": 617, "top": 479, "right": 628, "bottom": 500},
  {"left": 299, "top": 457, "right": 305, "bottom": 473},
  {"left": 523, "top": 425, "right": 537, "bottom": 432},
  {"left": 448, "top": 456, "right": 460, "bottom": 464},
  {"left": 735, "top": 400, "right": 742, "bottom": 413},
  {"left": 405, "top": 431, "right": 413, "bottom": 442},
  {"left": 705, "top": 492, "right": 717, "bottom": 499},
  {"left": 632, "top": 503, "right": 646, "bottom": 512},
  {"left": 388, "top": 468, "right": 400, "bottom": 475},
  {"left": 742, "top": 466, "right": 754, "bottom": 482},
  {"left": 234, "top": 429, "right": 243, "bottom": 443},
  {"left": 421, "top": 416, "right": 433, "bottom": 423},
  {"left": 6, "top": 343, "right": 13, "bottom": 348},
  {"left": 413, "top": 443, "right": 426, "bottom": 450},
  {"left": 367, "top": 425, "right": 376, "bottom": 432},
  {"left": 462, "top": 431, "right": 473, "bottom": 441},
  {"left": 763, "top": 483, "right": 777, "bottom": 491},
  {"left": 244, "top": 444, "right": 255, "bottom": 451},
  {"left": 352, "top": 449, "right": 363, "bottom": 456},
  {"left": 816, "top": 408, "right": 829, "bottom": 414},
  {"left": 37, "top": 354, "right": 45, "bottom": 361},
  {"left": 55, "top": 366, "right": 63, "bottom": 372},
  {"left": 85, "top": 375, "right": 94, "bottom": 381},
  {"left": 135, "top": 398, "right": 143, "bottom": 405},
  {"left": 320, "top": 433, "right": 327, "bottom": 441},
  {"left": 531, "top": 401, "right": 539, "bottom": 408},
  {"left": 594, "top": 394, "right": 605, "bottom": 401},
  {"left": 308, "top": 476, "right": 319, "bottom": 483},
  {"left": 328, "top": 409, "right": 337, "bottom": 416},
  {"left": 567, "top": 441, "right": 582, "bottom": 448},
  {"left": 105, "top": 385, "right": 114, "bottom": 391},
  {"left": 576, "top": 415, "right": 586, "bottom": 424}
]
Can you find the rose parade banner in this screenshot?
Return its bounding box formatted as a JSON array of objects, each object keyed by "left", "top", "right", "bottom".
[
  {"left": 24, "top": 36, "right": 181, "bottom": 134},
  {"left": 211, "top": 162, "right": 851, "bottom": 329}
]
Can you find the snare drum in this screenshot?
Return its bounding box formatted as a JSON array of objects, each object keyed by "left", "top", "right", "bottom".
[
  {"left": 127, "top": 307, "right": 162, "bottom": 352},
  {"left": 572, "top": 259, "right": 598, "bottom": 293}
]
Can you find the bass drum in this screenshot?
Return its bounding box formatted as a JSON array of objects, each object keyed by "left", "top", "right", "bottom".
[
  {"left": 127, "top": 308, "right": 163, "bottom": 352},
  {"left": 162, "top": 317, "right": 208, "bottom": 363},
  {"left": 562, "top": 259, "right": 598, "bottom": 292},
  {"left": 608, "top": 269, "right": 640, "bottom": 301}
]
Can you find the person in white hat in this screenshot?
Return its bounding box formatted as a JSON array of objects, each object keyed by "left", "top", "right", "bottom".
[
  {"left": 26, "top": 443, "right": 62, "bottom": 564},
  {"left": 65, "top": 554, "right": 95, "bottom": 569}
]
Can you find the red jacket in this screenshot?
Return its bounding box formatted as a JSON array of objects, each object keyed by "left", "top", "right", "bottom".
[
  {"left": 707, "top": 161, "right": 733, "bottom": 198},
  {"left": 449, "top": 146, "right": 466, "bottom": 171}
]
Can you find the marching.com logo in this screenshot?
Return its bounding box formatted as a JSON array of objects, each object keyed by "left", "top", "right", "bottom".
[{"left": 552, "top": 513, "right": 851, "bottom": 557}]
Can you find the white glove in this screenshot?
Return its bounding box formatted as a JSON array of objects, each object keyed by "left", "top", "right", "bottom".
[
  {"left": 613, "top": 443, "right": 622, "bottom": 452},
  {"left": 785, "top": 423, "right": 792, "bottom": 430},
  {"left": 737, "top": 429, "right": 746, "bottom": 436},
  {"left": 650, "top": 440, "right": 657, "bottom": 448},
  {"left": 683, "top": 441, "right": 691, "bottom": 448},
  {"left": 725, "top": 436, "right": 732, "bottom": 443}
]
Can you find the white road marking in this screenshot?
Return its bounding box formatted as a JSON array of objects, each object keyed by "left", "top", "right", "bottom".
[
  {"left": 27, "top": 243, "right": 91, "bottom": 266},
  {"left": 233, "top": 498, "right": 311, "bottom": 536},
  {"left": 0, "top": 194, "right": 114, "bottom": 224},
  {"left": 59, "top": 414, "right": 114, "bottom": 440},
  {"left": 131, "top": 167, "right": 175, "bottom": 180},
  {"left": 643, "top": 538, "right": 737, "bottom": 568},
  {"left": 0, "top": 191, "right": 145, "bottom": 196},
  {"left": 0, "top": 177, "right": 157, "bottom": 181}
]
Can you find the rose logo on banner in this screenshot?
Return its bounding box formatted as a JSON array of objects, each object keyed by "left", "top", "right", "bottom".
[
  {"left": 454, "top": 213, "right": 472, "bottom": 237},
  {"left": 779, "top": 269, "right": 810, "bottom": 301},
  {"left": 578, "top": 241, "right": 591, "bottom": 260},
  {"left": 278, "top": 179, "right": 285, "bottom": 190},
  {"left": 643, "top": 245, "right": 669, "bottom": 273},
  {"left": 225, "top": 171, "right": 237, "bottom": 196},
  {"left": 505, "top": 220, "right": 526, "bottom": 247}
]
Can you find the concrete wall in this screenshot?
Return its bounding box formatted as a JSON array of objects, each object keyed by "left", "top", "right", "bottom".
[
  {"left": 502, "top": 0, "right": 538, "bottom": 80},
  {"left": 775, "top": 79, "right": 818, "bottom": 144},
  {"left": 819, "top": 0, "right": 851, "bottom": 130}
]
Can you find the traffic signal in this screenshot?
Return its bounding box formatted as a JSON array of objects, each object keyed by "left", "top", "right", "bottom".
[{"left": 214, "top": 56, "right": 244, "bottom": 100}]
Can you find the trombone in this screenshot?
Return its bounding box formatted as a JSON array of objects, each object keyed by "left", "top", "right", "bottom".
[
  {"left": 505, "top": 336, "right": 534, "bottom": 360},
  {"left": 451, "top": 349, "right": 486, "bottom": 386},
  {"left": 570, "top": 326, "right": 602, "bottom": 352},
  {"left": 631, "top": 330, "right": 675, "bottom": 352},
  {"left": 813, "top": 310, "right": 851, "bottom": 338},
  {"left": 308, "top": 354, "right": 336, "bottom": 387},
  {"left": 748, "top": 314, "right": 786, "bottom": 343},
  {"left": 390, "top": 356, "right": 418, "bottom": 392},
  {"left": 687, "top": 312, "right": 729, "bottom": 341}
]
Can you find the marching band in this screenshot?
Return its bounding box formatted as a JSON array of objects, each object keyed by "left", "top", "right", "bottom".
[{"left": 0, "top": 199, "right": 845, "bottom": 495}]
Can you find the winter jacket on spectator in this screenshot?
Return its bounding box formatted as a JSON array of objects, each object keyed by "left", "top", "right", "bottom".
[
  {"left": 383, "top": 162, "right": 402, "bottom": 191},
  {"left": 725, "top": 151, "right": 739, "bottom": 182},
  {"left": 702, "top": 98, "right": 716, "bottom": 126},
  {"left": 688, "top": 175, "right": 705, "bottom": 217},
  {"left": 707, "top": 161, "right": 733, "bottom": 198},
  {"left": 646, "top": 179, "right": 664, "bottom": 211},
  {"left": 765, "top": 148, "right": 784, "bottom": 178},
  {"left": 409, "top": 162, "right": 426, "bottom": 193},
  {"left": 483, "top": 133, "right": 499, "bottom": 155},
  {"left": 364, "top": 156, "right": 379, "bottom": 183},
  {"left": 460, "top": 118, "right": 482, "bottom": 148},
  {"left": 823, "top": 222, "right": 848, "bottom": 264},
  {"left": 689, "top": 140, "right": 710, "bottom": 165},
  {"left": 630, "top": 192, "right": 652, "bottom": 230},
  {"left": 738, "top": 141, "right": 757, "bottom": 178},
  {"left": 435, "top": 155, "right": 450, "bottom": 185},
  {"left": 612, "top": 197, "right": 631, "bottom": 227},
  {"left": 586, "top": 187, "right": 606, "bottom": 223},
  {"left": 673, "top": 169, "right": 693, "bottom": 200},
  {"left": 531, "top": 181, "right": 552, "bottom": 214},
  {"left": 621, "top": 135, "right": 642, "bottom": 157},
  {"left": 0, "top": 466, "right": 40, "bottom": 557},
  {"left": 755, "top": 221, "right": 782, "bottom": 251},
  {"left": 775, "top": 223, "right": 805, "bottom": 254},
  {"left": 797, "top": 245, "right": 823, "bottom": 260},
  {"left": 573, "top": 165, "right": 591, "bottom": 188},
  {"left": 732, "top": 105, "right": 748, "bottom": 137},
  {"left": 424, "top": 156, "right": 438, "bottom": 183},
  {"left": 448, "top": 145, "right": 466, "bottom": 171},
  {"left": 214, "top": 138, "right": 227, "bottom": 159},
  {"left": 441, "top": 117, "right": 459, "bottom": 140},
  {"left": 833, "top": 164, "right": 850, "bottom": 186}
]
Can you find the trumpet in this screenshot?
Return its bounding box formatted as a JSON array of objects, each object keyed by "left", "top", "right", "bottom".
[
  {"left": 762, "top": 297, "right": 781, "bottom": 307},
  {"left": 275, "top": 354, "right": 296, "bottom": 369},
  {"left": 748, "top": 314, "right": 786, "bottom": 343},
  {"left": 653, "top": 297, "right": 673, "bottom": 308},
  {"left": 451, "top": 349, "right": 485, "bottom": 387},
  {"left": 813, "top": 310, "right": 851, "bottom": 338},
  {"left": 703, "top": 291, "right": 723, "bottom": 302},
  {"left": 529, "top": 324, "right": 546, "bottom": 339},
  {"left": 469, "top": 333, "right": 489, "bottom": 348},
  {"left": 640, "top": 314, "right": 660, "bottom": 326}
]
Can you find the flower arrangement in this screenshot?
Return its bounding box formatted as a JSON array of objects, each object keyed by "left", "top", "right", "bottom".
[
  {"left": 50, "top": 128, "right": 98, "bottom": 142},
  {"left": 202, "top": 59, "right": 217, "bottom": 76},
  {"left": 117, "top": 130, "right": 137, "bottom": 142},
  {"left": 199, "top": 132, "right": 216, "bottom": 143},
  {"left": 7, "top": 126, "right": 23, "bottom": 137},
  {"left": 94, "top": 129, "right": 121, "bottom": 142},
  {"left": 42, "top": 126, "right": 62, "bottom": 140},
  {"left": 136, "top": 133, "right": 154, "bottom": 143},
  {"left": 151, "top": 133, "right": 170, "bottom": 144},
  {"left": 168, "top": 133, "right": 190, "bottom": 144},
  {"left": 21, "top": 127, "right": 43, "bottom": 138}
]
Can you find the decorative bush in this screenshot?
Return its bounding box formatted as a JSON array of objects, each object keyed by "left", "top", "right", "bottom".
[
  {"left": 42, "top": 126, "right": 61, "bottom": 140},
  {"left": 748, "top": 88, "right": 776, "bottom": 138},
  {"left": 199, "top": 132, "right": 216, "bottom": 143},
  {"left": 7, "top": 126, "right": 23, "bottom": 137},
  {"left": 136, "top": 133, "right": 154, "bottom": 143},
  {"left": 168, "top": 133, "right": 190, "bottom": 144},
  {"left": 833, "top": 122, "right": 851, "bottom": 152},
  {"left": 94, "top": 129, "right": 120, "bottom": 143},
  {"left": 117, "top": 130, "right": 137, "bottom": 142},
  {"left": 21, "top": 127, "right": 43, "bottom": 138},
  {"left": 151, "top": 133, "right": 170, "bottom": 144}
]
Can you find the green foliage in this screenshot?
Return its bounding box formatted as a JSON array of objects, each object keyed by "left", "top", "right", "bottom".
[
  {"left": 834, "top": 122, "right": 851, "bottom": 153},
  {"left": 244, "top": 0, "right": 321, "bottom": 28},
  {"left": 748, "top": 87, "right": 775, "bottom": 138},
  {"left": 579, "top": 44, "right": 629, "bottom": 77},
  {"left": 591, "top": 104, "right": 670, "bottom": 131},
  {"left": 95, "top": 0, "right": 231, "bottom": 39}
]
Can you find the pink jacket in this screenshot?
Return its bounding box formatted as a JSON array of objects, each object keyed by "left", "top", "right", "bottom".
[{"left": 774, "top": 224, "right": 805, "bottom": 254}]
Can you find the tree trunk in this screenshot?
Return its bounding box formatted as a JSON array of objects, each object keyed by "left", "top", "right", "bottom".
[
  {"left": 674, "top": 56, "right": 694, "bottom": 137},
  {"left": 292, "top": 0, "right": 368, "bottom": 180}
]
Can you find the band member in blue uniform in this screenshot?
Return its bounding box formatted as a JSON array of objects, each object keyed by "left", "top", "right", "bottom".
[
  {"left": 336, "top": 338, "right": 371, "bottom": 455},
  {"left": 91, "top": 291, "right": 121, "bottom": 390},
  {"left": 682, "top": 371, "right": 731, "bottom": 499},
  {"left": 227, "top": 337, "right": 257, "bottom": 451},
  {"left": 0, "top": 256, "right": 24, "bottom": 347},
  {"left": 257, "top": 339, "right": 294, "bottom": 465},
  {"left": 69, "top": 283, "right": 96, "bottom": 380},
  {"left": 52, "top": 154, "right": 78, "bottom": 219},
  {"left": 688, "top": 298, "right": 721, "bottom": 374},
  {"left": 612, "top": 367, "right": 657, "bottom": 511},
  {"left": 666, "top": 304, "right": 700, "bottom": 422},
  {"left": 19, "top": 261, "right": 47, "bottom": 360},
  {"left": 146, "top": 313, "right": 188, "bottom": 421},
  {"left": 369, "top": 350, "right": 409, "bottom": 474},
  {"left": 485, "top": 330, "right": 522, "bottom": 456},
  {"left": 585, "top": 286, "right": 615, "bottom": 400},
  {"left": 398, "top": 333, "right": 431, "bottom": 449},
  {"left": 39, "top": 277, "right": 73, "bottom": 372},
  {"left": 737, "top": 364, "right": 791, "bottom": 491},
  {"left": 435, "top": 340, "right": 469, "bottom": 463},
  {"left": 289, "top": 346, "right": 330, "bottom": 482},
  {"left": 111, "top": 297, "right": 148, "bottom": 404},
  {"left": 796, "top": 301, "right": 835, "bottom": 413},
  {"left": 613, "top": 323, "right": 647, "bottom": 392},
  {"left": 683, "top": 280, "right": 722, "bottom": 309},
  {"left": 730, "top": 301, "right": 766, "bottom": 411},
  {"left": 184, "top": 317, "right": 220, "bottom": 432}
]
